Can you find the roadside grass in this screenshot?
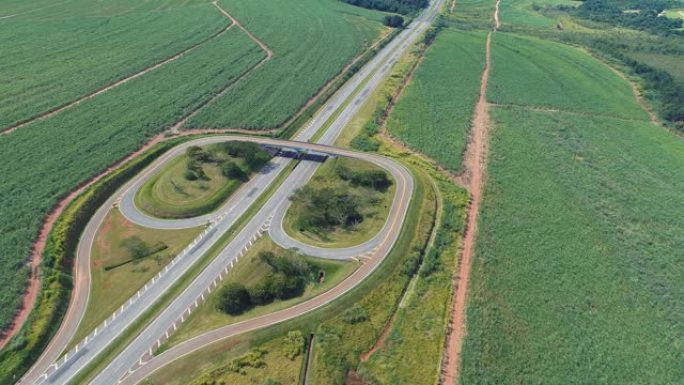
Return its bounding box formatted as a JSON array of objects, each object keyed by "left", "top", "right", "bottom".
[
  {"left": 386, "top": 29, "right": 486, "bottom": 172},
  {"left": 282, "top": 157, "right": 396, "bottom": 248},
  {"left": 185, "top": 0, "right": 387, "bottom": 129},
  {"left": 68, "top": 156, "right": 298, "bottom": 385},
  {"left": 359, "top": 177, "right": 468, "bottom": 385},
  {"left": 0, "top": 28, "right": 264, "bottom": 330},
  {"left": 460, "top": 105, "right": 684, "bottom": 384},
  {"left": 135, "top": 144, "right": 250, "bottom": 219},
  {"left": 489, "top": 32, "right": 649, "bottom": 120},
  {"left": 184, "top": 337, "right": 304, "bottom": 385},
  {"left": 0, "top": 0, "right": 227, "bottom": 129},
  {"left": 144, "top": 155, "right": 438, "bottom": 385},
  {"left": 162, "top": 236, "right": 357, "bottom": 348},
  {"left": 69, "top": 209, "right": 201, "bottom": 347}
]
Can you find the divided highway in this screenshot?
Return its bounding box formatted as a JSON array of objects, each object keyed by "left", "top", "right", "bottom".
[{"left": 23, "top": 0, "right": 444, "bottom": 383}]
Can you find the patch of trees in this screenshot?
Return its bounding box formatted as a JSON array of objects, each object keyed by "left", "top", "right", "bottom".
[
  {"left": 335, "top": 165, "right": 392, "bottom": 191},
  {"left": 216, "top": 252, "right": 314, "bottom": 315},
  {"left": 572, "top": 0, "right": 683, "bottom": 35},
  {"left": 351, "top": 106, "right": 383, "bottom": 151},
  {"left": 183, "top": 142, "right": 271, "bottom": 182},
  {"left": 291, "top": 186, "right": 364, "bottom": 232},
  {"left": 104, "top": 236, "right": 167, "bottom": 270},
  {"left": 384, "top": 14, "right": 405, "bottom": 28},
  {"left": 342, "top": 0, "right": 428, "bottom": 15}
]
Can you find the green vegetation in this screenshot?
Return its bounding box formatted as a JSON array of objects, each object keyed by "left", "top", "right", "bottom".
[
  {"left": 136, "top": 142, "right": 271, "bottom": 218},
  {"left": 461, "top": 106, "right": 684, "bottom": 384},
  {"left": 342, "top": 0, "right": 428, "bottom": 15},
  {"left": 0, "top": 28, "right": 264, "bottom": 335},
  {"left": 284, "top": 157, "right": 395, "bottom": 247},
  {"left": 185, "top": 0, "right": 386, "bottom": 129},
  {"left": 0, "top": 0, "right": 229, "bottom": 129},
  {"left": 163, "top": 236, "right": 356, "bottom": 347},
  {"left": 387, "top": 29, "right": 486, "bottom": 172},
  {"left": 489, "top": 32, "right": 649, "bottom": 120},
  {"left": 359, "top": 179, "right": 466, "bottom": 384},
  {"left": 216, "top": 251, "right": 314, "bottom": 315},
  {"left": 574, "top": 0, "right": 683, "bottom": 34},
  {"left": 0, "top": 137, "right": 186, "bottom": 383},
  {"left": 72, "top": 209, "right": 199, "bottom": 345}
]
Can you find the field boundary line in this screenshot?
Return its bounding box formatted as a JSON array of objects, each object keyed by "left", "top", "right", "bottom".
[
  {"left": 1, "top": 7, "right": 236, "bottom": 136},
  {"left": 440, "top": 0, "right": 499, "bottom": 383}
]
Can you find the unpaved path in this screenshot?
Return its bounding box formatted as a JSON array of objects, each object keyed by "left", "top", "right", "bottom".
[{"left": 441, "top": 0, "right": 498, "bottom": 383}]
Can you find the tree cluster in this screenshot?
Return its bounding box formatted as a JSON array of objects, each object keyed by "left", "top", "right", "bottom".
[
  {"left": 574, "top": 0, "right": 683, "bottom": 35},
  {"left": 342, "top": 0, "right": 428, "bottom": 15},
  {"left": 335, "top": 165, "right": 392, "bottom": 191},
  {"left": 291, "top": 186, "right": 363, "bottom": 232},
  {"left": 183, "top": 142, "right": 271, "bottom": 182},
  {"left": 383, "top": 15, "right": 405, "bottom": 28},
  {"left": 218, "top": 141, "right": 271, "bottom": 171},
  {"left": 216, "top": 251, "right": 314, "bottom": 315}
]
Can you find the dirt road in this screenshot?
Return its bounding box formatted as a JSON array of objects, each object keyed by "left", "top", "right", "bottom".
[{"left": 441, "top": 0, "right": 499, "bottom": 383}]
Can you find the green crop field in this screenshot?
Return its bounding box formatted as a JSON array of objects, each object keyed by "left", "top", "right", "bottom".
[
  {"left": 497, "top": 0, "right": 581, "bottom": 27},
  {"left": 387, "top": 29, "right": 486, "bottom": 172},
  {"left": 0, "top": 0, "right": 229, "bottom": 129},
  {"left": 489, "top": 33, "right": 649, "bottom": 121},
  {"left": 184, "top": 0, "right": 386, "bottom": 129},
  {"left": 461, "top": 106, "right": 684, "bottom": 384},
  {"left": 0, "top": 28, "right": 264, "bottom": 332}
]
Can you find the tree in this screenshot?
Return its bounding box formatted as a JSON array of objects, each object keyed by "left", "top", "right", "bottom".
[
  {"left": 217, "top": 283, "right": 251, "bottom": 315},
  {"left": 282, "top": 331, "right": 305, "bottom": 360},
  {"left": 383, "top": 14, "right": 404, "bottom": 28},
  {"left": 221, "top": 160, "right": 247, "bottom": 181},
  {"left": 120, "top": 236, "right": 150, "bottom": 260}
]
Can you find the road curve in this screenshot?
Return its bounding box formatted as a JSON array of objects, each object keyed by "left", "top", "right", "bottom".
[{"left": 24, "top": 0, "right": 442, "bottom": 381}]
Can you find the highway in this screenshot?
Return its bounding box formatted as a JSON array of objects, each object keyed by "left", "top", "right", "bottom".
[{"left": 23, "top": 0, "right": 443, "bottom": 383}]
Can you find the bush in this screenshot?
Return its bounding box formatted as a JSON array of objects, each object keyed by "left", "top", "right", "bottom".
[
  {"left": 216, "top": 283, "right": 251, "bottom": 315},
  {"left": 282, "top": 330, "right": 306, "bottom": 360},
  {"left": 227, "top": 348, "right": 267, "bottom": 374},
  {"left": 183, "top": 169, "right": 198, "bottom": 181},
  {"left": 384, "top": 15, "right": 405, "bottom": 28},
  {"left": 343, "top": 304, "right": 369, "bottom": 324},
  {"left": 220, "top": 160, "right": 247, "bottom": 181},
  {"left": 336, "top": 165, "right": 392, "bottom": 191}
]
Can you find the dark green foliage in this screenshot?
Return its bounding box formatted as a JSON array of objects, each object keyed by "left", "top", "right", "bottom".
[
  {"left": 383, "top": 15, "right": 405, "bottom": 28},
  {"left": 183, "top": 169, "right": 199, "bottom": 181},
  {"left": 420, "top": 200, "right": 461, "bottom": 277},
  {"left": 342, "top": 0, "right": 428, "bottom": 15},
  {"left": 217, "top": 251, "right": 314, "bottom": 315},
  {"left": 216, "top": 283, "right": 251, "bottom": 315},
  {"left": 186, "top": 146, "right": 212, "bottom": 163},
  {"left": 227, "top": 348, "right": 267, "bottom": 374},
  {"left": 574, "top": 0, "right": 683, "bottom": 34},
  {"left": 291, "top": 186, "right": 363, "bottom": 231},
  {"left": 336, "top": 165, "right": 392, "bottom": 191},
  {"left": 220, "top": 160, "right": 247, "bottom": 181},
  {"left": 219, "top": 141, "right": 271, "bottom": 171}
]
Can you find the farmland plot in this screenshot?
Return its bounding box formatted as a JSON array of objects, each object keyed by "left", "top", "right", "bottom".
[
  {"left": 0, "top": 0, "right": 229, "bottom": 130},
  {"left": 488, "top": 33, "right": 649, "bottom": 121},
  {"left": 461, "top": 106, "right": 684, "bottom": 384},
  {"left": 387, "top": 30, "right": 486, "bottom": 172},
  {"left": 185, "top": 0, "right": 386, "bottom": 129},
  {"left": 0, "top": 28, "right": 264, "bottom": 332}
]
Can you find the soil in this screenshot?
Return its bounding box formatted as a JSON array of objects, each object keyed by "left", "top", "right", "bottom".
[{"left": 441, "top": 1, "right": 499, "bottom": 383}]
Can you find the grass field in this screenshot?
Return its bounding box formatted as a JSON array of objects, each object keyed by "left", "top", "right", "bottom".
[
  {"left": 386, "top": 29, "right": 486, "bottom": 172},
  {"left": 135, "top": 144, "right": 253, "bottom": 219},
  {"left": 497, "top": 0, "right": 581, "bottom": 27},
  {"left": 0, "top": 0, "right": 228, "bottom": 129},
  {"left": 184, "top": 0, "right": 387, "bottom": 129},
  {"left": 0, "top": 28, "right": 264, "bottom": 332},
  {"left": 71, "top": 209, "right": 200, "bottom": 345},
  {"left": 359, "top": 179, "right": 467, "bottom": 385},
  {"left": 460, "top": 105, "right": 684, "bottom": 384},
  {"left": 283, "top": 157, "right": 396, "bottom": 248},
  {"left": 489, "top": 33, "right": 649, "bottom": 121},
  {"left": 163, "top": 236, "right": 357, "bottom": 348}
]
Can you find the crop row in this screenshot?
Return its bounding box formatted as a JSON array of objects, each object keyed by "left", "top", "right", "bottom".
[
  {"left": 0, "top": 0, "right": 228, "bottom": 129},
  {"left": 0, "top": 28, "right": 264, "bottom": 333}
]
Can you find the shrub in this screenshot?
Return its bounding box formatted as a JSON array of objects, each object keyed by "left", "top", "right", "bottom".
[
  {"left": 282, "top": 330, "right": 306, "bottom": 360},
  {"left": 220, "top": 160, "right": 247, "bottom": 181},
  {"left": 216, "top": 283, "right": 251, "bottom": 315},
  {"left": 384, "top": 15, "right": 405, "bottom": 28},
  {"left": 343, "top": 304, "right": 369, "bottom": 324}
]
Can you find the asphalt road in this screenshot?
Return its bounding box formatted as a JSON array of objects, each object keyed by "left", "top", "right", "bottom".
[{"left": 24, "top": 0, "right": 442, "bottom": 382}]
